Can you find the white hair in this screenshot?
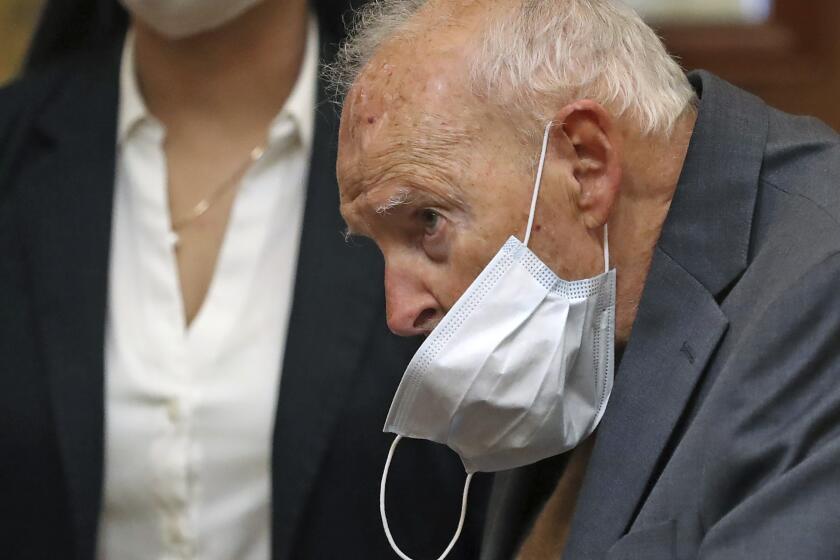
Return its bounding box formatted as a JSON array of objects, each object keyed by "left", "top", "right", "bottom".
[
  {"left": 376, "top": 188, "right": 411, "bottom": 214},
  {"left": 328, "top": 0, "right": 696, "bottom": 137}
]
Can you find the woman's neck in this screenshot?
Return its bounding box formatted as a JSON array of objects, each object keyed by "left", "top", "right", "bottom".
[{"left": 133, "top": 0, "right": 310, "bottom": 137}]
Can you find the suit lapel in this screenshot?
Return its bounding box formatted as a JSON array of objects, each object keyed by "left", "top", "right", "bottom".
[
  {"left": 563, "top": 249, "right": 728, "bottom": 559},
  {"left": 270, "top": 39, "right": 388, "bottom": 560},
  {"left": 563, "top": 72, "right": 769, "bottom": 559},
  {"left": 18, "top": 44, "right": 122, "bottom": 560}
]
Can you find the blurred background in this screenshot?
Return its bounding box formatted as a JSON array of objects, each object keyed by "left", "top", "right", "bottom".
[
  {"left": 1, "top": 0, "right": 839, "bottom": 128},
  {"left": 0, "top": 0, "right": 42, "bottom": 82}
]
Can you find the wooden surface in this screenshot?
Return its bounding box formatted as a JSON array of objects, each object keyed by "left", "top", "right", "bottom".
[
  {"left": 658, "top": 0, "right": 840, "bottom": 130},
  {"left": 0, "top": 0, "right": 42, "bottom": 85},
  {"left": 626, "top": 0, "right": 770, "bottom": 23}
]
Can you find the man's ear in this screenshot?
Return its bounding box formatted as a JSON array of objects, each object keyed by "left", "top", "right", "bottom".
[{"left": 551, "top": 101, "right": 622, "bottom": 230}]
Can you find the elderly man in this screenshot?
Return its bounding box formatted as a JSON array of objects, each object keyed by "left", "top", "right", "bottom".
[{"left": 333, "top": 0, "right": 840, "bottom": 559}]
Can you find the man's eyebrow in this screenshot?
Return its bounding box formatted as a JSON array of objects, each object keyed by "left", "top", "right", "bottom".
[
  {"left": 374, "top": 186, "right": 469, "bottom": 216},
  {"left": 375, "top": 188, "right": 412, "bottom": 214}
]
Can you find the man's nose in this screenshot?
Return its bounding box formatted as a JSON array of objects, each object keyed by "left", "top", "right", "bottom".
[{"left": 384, "top": 266, "right": 442, "bottom": 337}]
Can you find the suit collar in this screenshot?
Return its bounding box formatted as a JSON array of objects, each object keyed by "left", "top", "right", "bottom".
[
  {"left": 563, "top": 72, "right": 769, "bottom": 559},
  {"left": 24, "top": 41, "right": 123, "bottom": 560},
  {"left": 35, "top": 42, "right": 123, "bottom": 145},
  {"left": 658, "top": 70, "right": 767, "bottom": 297}
]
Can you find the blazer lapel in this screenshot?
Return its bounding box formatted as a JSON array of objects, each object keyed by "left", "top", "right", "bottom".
[
  {"left": 270, "top": 42, "right": 388, "bottom": 560},
  {"left": 563, "top": 249, "right": 728, "bottom": 559},
  {"left": 18, "top": 44, "right": 122, "bottom": 560},
  {"left": 563, "top": 71, "right": 769, "bottom": 559}
]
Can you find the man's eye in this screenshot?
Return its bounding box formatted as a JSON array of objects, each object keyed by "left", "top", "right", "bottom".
[
  {"left": 421, "top": 209, "right": 442, "bottom": 234},
  {"left": 418, "top": 208, "right": 449, "bottom": 261}
]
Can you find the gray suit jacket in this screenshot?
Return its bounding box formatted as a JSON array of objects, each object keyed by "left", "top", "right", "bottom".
[{"left": 482, "top": 71, "right": 840, "bottom": 560}]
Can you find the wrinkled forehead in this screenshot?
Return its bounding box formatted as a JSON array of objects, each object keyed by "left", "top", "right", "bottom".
[
  {"left": 337, "top": 39, "right": 484, "bottom": 192},
  {"left": 344, "top": 37, "right": 475, "bottom": 134},
  {"left": 339, "top": 0, "right": 493, "bottom": 135}
]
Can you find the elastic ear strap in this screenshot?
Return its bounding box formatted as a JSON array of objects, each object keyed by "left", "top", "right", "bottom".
[
  {"left": 604, "top": 224, "right": 610, "bottom": 274},
  {"left": 380, "top": 435, "right": 474, "bottom": 560},
  {"left": 524, "top": 122, "right": 555, "bottom": 248}
]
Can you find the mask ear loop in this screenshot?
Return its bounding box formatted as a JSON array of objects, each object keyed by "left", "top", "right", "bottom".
[
  {"left": 525, "top": 121, "right": 612, "bottom": 274},
  {"left": 524, "top": 121, "right": 555, "bottom": 249},
  {"left": 380, "top": 436, "right": 474, "bottom": 560},
  {"left": 603, "top": 224, "right": 610, "bottom": 274}
]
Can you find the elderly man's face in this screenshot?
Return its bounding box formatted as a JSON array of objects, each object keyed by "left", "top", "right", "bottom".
[{"left": 337, "top": 39, "right": 605, "bottom": 337}]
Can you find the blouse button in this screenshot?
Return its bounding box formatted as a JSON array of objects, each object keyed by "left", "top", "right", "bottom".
[{"left": 167, "top": 400, "right": 181, "bottom": 423}]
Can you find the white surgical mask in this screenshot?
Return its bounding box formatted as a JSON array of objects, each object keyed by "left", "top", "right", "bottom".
[
  {"left": 120, "top": 0, "right": 265, "bottom": 39},
  {"left": 379, "top": 122, "right": 616, "bottom": 560}
]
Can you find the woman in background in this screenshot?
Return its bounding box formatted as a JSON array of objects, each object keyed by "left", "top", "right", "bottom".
[{"left": 0, "top": 0, "right": 490, "bottom": 558}]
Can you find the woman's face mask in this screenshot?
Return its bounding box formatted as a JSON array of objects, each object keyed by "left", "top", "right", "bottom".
[{"left": 119, "top": 0, "right": 265, "bottom": 39}]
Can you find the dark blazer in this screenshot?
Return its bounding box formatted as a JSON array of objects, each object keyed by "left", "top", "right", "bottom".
[
  {"left": 482, "top": 71, "right": 840, "bottom": 560},
  {"left": 0, "top": 25, "right": 489, "bottom": 560}
]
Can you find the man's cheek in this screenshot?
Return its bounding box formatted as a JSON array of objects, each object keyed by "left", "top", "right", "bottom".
[{"left": 436, "top": 261, "right": 482, "bottom": 313}]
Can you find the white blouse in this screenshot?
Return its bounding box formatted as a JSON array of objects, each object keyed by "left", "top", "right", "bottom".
[{"left": 97, "top": 20, "right": 318, "bottom": 560}]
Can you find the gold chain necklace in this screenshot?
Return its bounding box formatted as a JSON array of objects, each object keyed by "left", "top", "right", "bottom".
[{"left": 170, "top": 145, "right": 267, "bottom": 230}]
